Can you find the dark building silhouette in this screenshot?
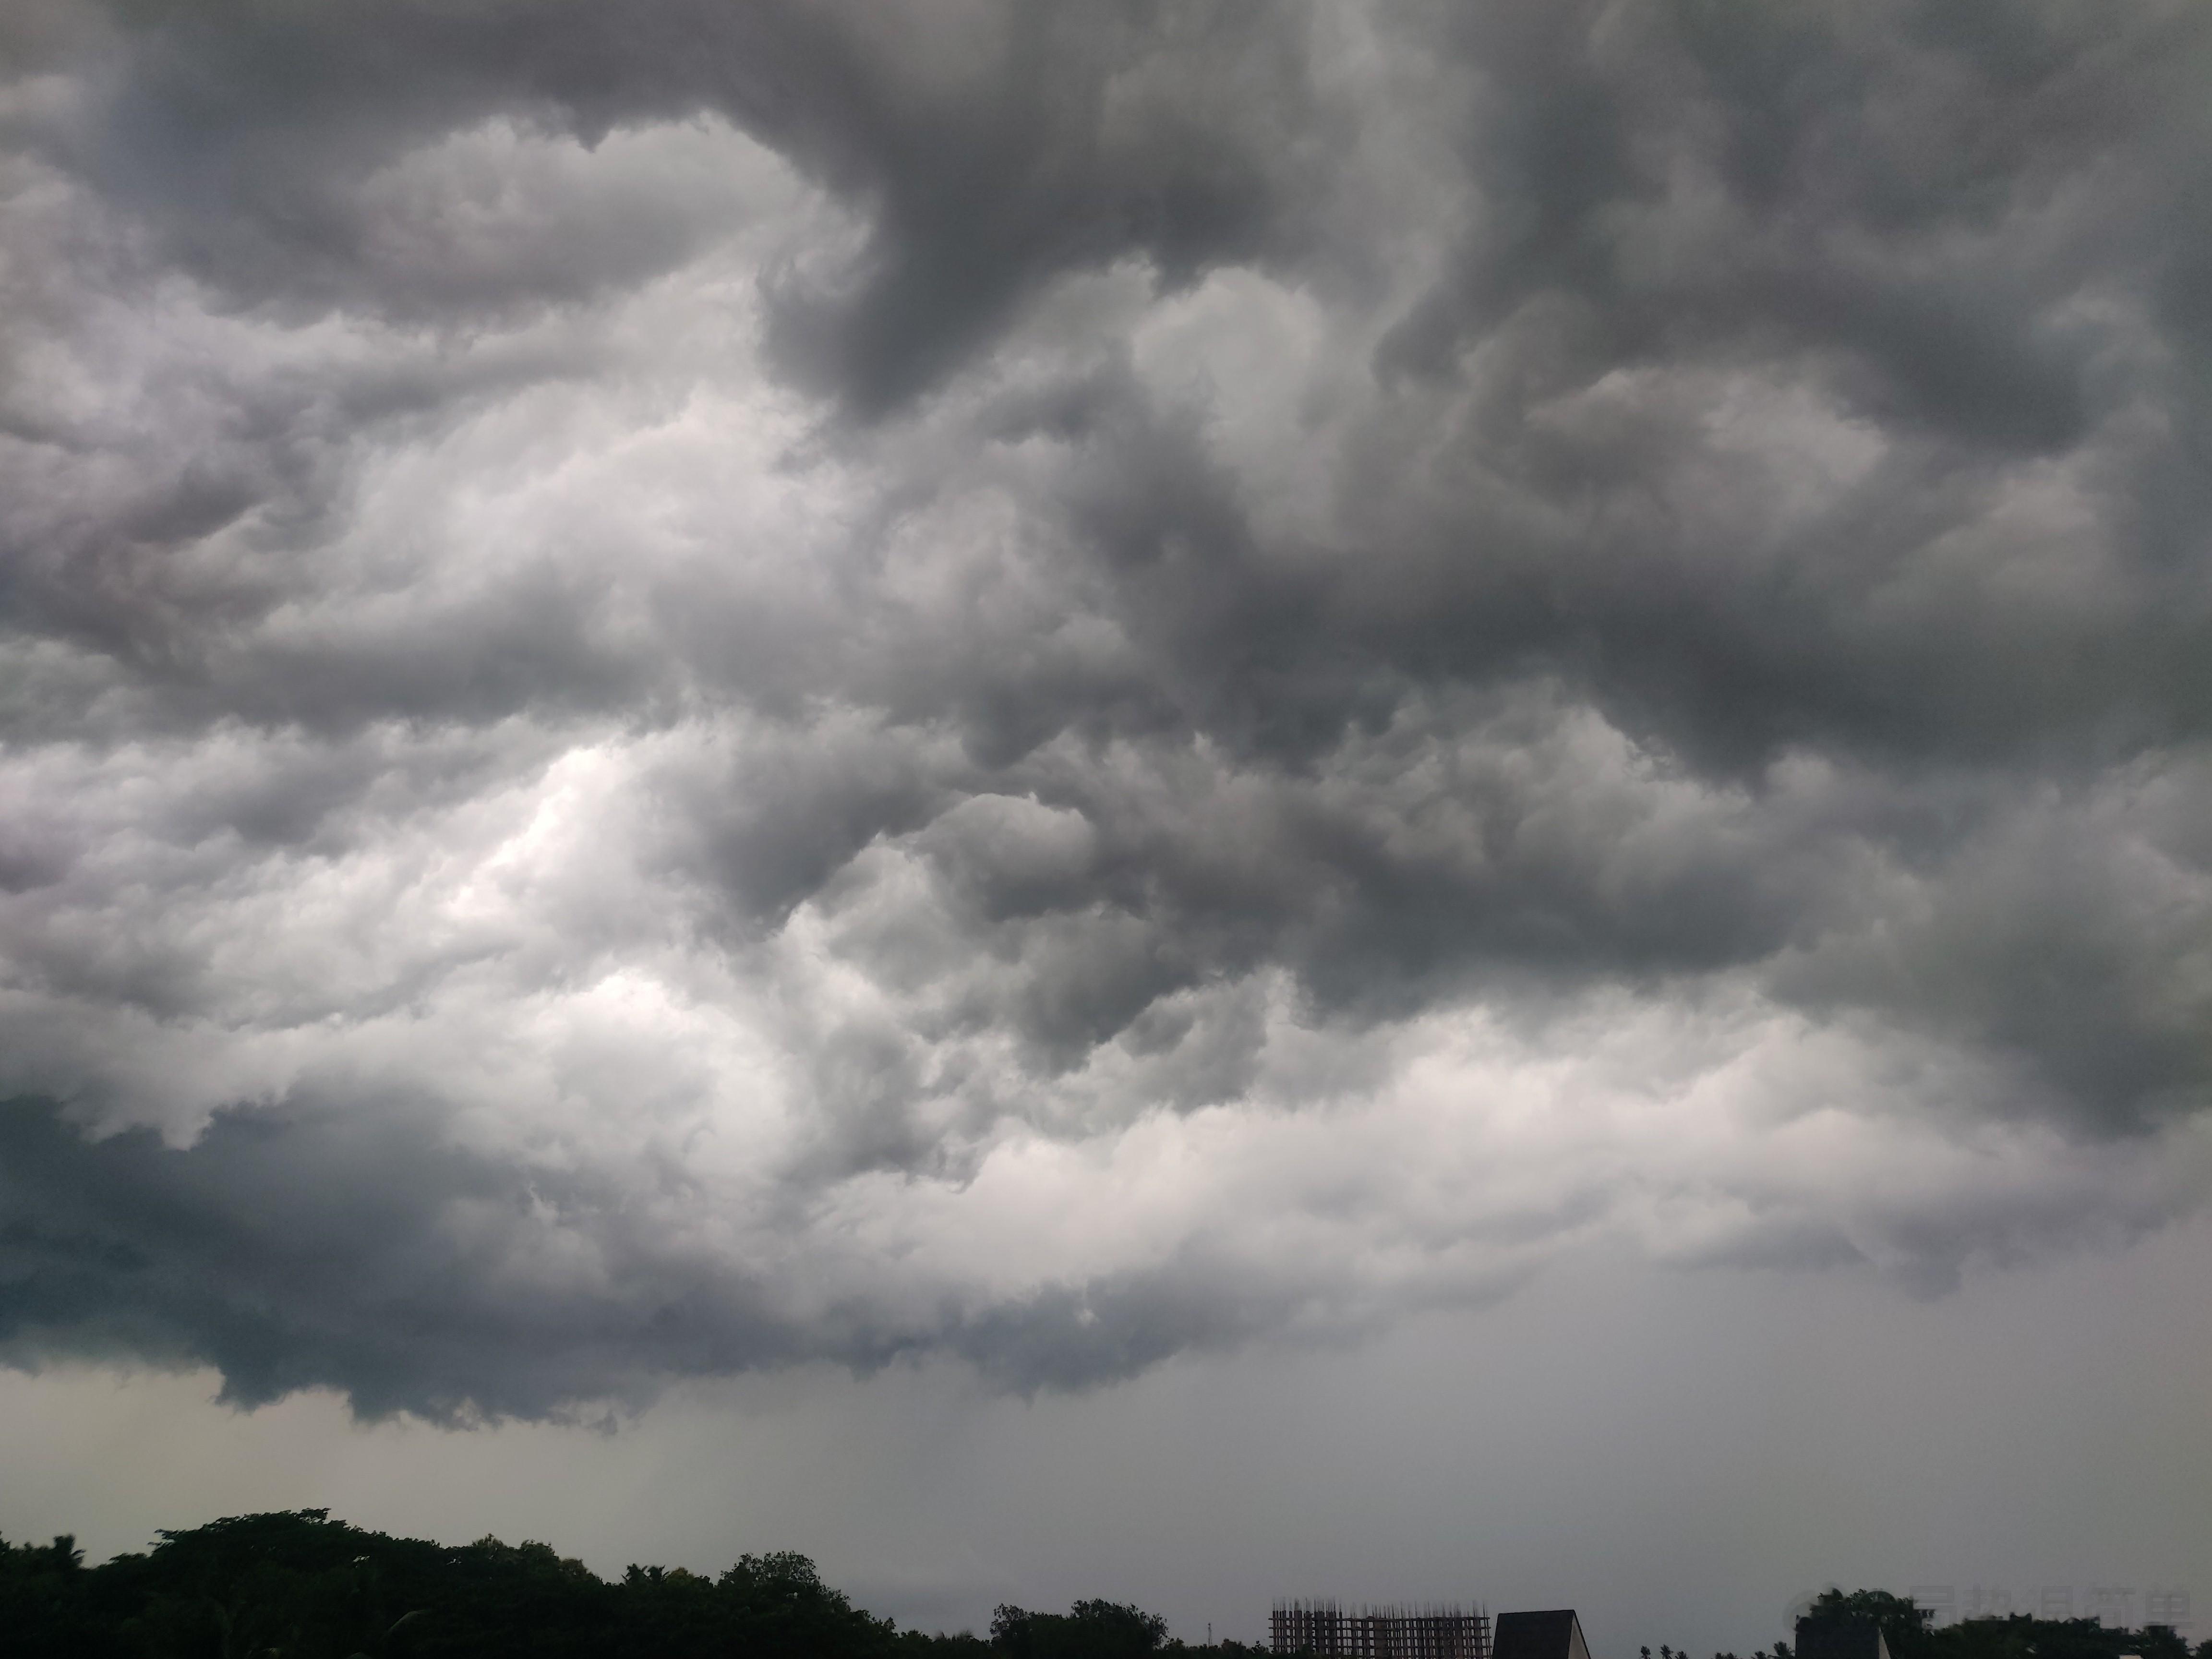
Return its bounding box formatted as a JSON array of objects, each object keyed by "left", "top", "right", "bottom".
[
  {"left": 1795, "top": 1620, "right": 1892, "bottom": 1659},
  {"left": 1491, "top": 1610, "right": 1593, "bottom": 1659},
  {"left": 1270, "top": 1602, "right": 1491, "bottom": 1659}
]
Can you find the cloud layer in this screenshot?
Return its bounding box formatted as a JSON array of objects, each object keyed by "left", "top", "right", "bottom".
[{"left": 2, "top": 0, "right": 2209, "bottom": 1418}]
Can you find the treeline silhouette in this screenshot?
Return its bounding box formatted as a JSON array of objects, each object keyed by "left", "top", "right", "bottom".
[
  {"left": 1645, "top": 1588, "right": 2208, "bottom": 1659},
  {"left": 8, "top": 1520, "right": 2206, "bottom": 1659},
  {"left": 0, "top": 1509, "right": 1267, "bottom": 1659}
]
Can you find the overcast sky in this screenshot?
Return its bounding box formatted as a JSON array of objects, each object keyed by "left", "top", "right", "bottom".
[{"left": 1, "top": 0, "right": 2209, "bottom": 1648}]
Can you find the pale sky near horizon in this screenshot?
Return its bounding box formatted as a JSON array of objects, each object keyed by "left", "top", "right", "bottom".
[
  {"left": 2, "top": 1, "right": 2210, "bottom": 1649},
  {"left": 4, "top": 1221, "right": 2208, "bottom": 1654}
]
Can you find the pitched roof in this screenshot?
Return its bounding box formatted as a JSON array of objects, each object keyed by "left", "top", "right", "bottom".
[
  {"left": 1494, "top": 1610, "right": 1592, "bottom": 1659},
  {"left": 1795, "top": 1618, "right": 1894, "bottom": 1659}
]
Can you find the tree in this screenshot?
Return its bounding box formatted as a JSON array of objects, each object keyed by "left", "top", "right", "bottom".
[
  {"left": 1806, "top": 1589, "right": 1935, "bottom": 1659},
  {"left": 995, "top": 1599, "right": 1170, "bottom": 1659}
]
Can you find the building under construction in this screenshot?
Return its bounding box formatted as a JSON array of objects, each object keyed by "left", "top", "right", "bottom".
[{"left": 1270, "top": 1602, "right": 1491, "bottom": 1659}]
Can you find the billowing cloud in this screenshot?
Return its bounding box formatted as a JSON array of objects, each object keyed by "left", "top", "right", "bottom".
[{"left": 2, "top": 0, "right": 2209, "bottom": 1419}]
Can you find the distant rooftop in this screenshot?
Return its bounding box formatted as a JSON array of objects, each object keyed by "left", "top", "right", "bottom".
[
  {"left": 1493, "top": 1610, "right": 1592, "bottom": 1659},
  {"left": 1795, "top": 1617, "right": 1894, "bottom": 1659}
]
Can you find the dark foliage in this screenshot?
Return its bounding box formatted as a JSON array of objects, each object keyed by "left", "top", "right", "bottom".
[
  {"left": 1664, "top": 1590, "right": 2212, "bottom": 1659},
  {"left": 993, "top": 1600, "right": 1172, "bottom": 1659},
  {"left": 0, "top": 1511, "right": 1283, "bottom": 1659},
  {"left": 0, "top": 1510, "right": 973, "bottom": 1659},
  {"left": 1803, "top": 1587, "right": 2200, "bottom": 1659}
]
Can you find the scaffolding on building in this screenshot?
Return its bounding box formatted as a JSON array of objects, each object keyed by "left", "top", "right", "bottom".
[{"left": 1270, "top": 1602, "right": 1491, "bottom": 1659}]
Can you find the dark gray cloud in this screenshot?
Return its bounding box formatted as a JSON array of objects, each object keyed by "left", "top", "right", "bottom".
[{"left": 0, "top": 0, "right": 2209, "bottom": 1418}]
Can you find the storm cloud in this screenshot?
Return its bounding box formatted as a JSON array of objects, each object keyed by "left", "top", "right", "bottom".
[{"left": 1, "top": 0, "right": 2209, "bottom": 1419}]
